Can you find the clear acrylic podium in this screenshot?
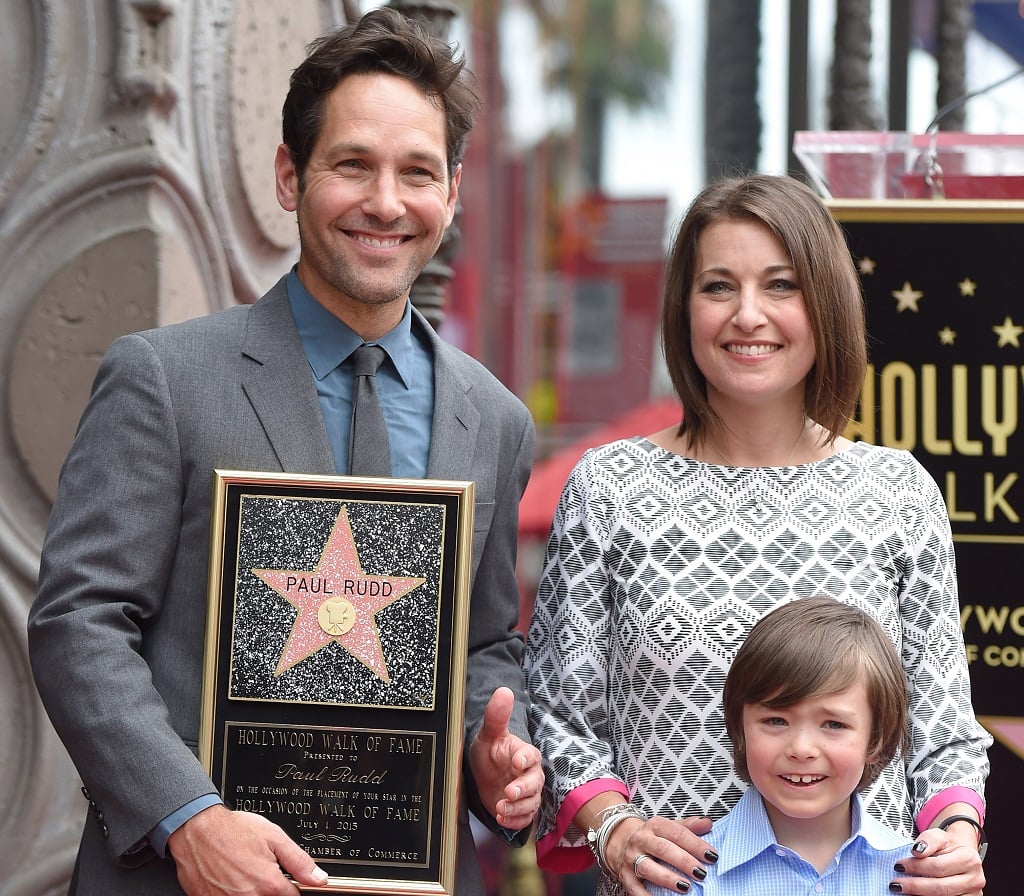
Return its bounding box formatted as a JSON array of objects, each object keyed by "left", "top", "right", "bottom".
[{"left": 793, "top": 131, "right": 1024, "bottom": 200}]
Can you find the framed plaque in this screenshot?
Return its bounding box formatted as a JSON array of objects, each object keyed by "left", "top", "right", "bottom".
[{"left": 199, "top": 470, "right": 475, "bottom": 894}]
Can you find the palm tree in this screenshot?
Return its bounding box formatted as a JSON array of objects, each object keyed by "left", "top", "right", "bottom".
[
  {"left": 525, "top": 0, "right": 674, "bottom": 195},
  {"left": 935, "top": 0, "right": 971, "bottom": 130},
  {"left": 704, "top": 0, "right": 763, "bottom": 179},
  {"left": 826, "top": 0, "right": 971, "bottom": 134},
  {"left": 829, "top": 0, "right": 883, "bottom": 130}
]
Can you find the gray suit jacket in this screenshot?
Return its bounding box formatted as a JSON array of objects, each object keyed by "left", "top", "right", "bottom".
[{"left": 27, "top": 278, "right": 535, "bottom": 895}]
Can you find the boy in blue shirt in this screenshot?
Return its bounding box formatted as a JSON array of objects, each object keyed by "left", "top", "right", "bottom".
[{"left": 647, "top": 596, "right": 914, "bottom": 894}]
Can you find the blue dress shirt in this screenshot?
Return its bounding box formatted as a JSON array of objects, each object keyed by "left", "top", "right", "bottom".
[
  {"left": 148, "top": 793, "right": 223, "bottom": 858},
  {"left": 286, "top": 269, "right": 434, "bottom": 478},
  {"left": 647, "top": 789, "right": 913, "bottom": 896}
]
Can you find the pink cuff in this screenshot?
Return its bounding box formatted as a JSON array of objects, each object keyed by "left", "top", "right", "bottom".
[
  {"left": 535, "top": 778, "right": 629, "bottom": 873},
  {"left": 916, "top": 787, "right": 986, "bottom": 833}
]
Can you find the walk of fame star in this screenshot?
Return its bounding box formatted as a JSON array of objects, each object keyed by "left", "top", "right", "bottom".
[
  {"left": 252, "top": 507, "right": 425, "bottom": 681},
  {"left": 980, "top": 715, "right": 1024, "bottom": 762}
]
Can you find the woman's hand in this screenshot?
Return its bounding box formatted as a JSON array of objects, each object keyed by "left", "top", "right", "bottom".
[
  {"left": 604, "top": 814, "right": 716, "bottom": 895},
  {"left": 887, "top": 825, "right": 985, "bottom": 896}
]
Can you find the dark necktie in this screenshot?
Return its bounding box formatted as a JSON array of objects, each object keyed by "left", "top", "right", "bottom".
[{"left": 348, "top": 344, "right": 391, "bottom": 477}]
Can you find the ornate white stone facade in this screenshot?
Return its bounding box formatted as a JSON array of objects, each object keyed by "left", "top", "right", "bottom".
[{"left": 1, "top": 1, "right": 336, "bottom": 889}]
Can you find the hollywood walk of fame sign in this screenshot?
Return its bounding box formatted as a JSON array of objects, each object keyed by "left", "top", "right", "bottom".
[
  {"left": 199, "top": 471, "right": 474, "bottom": 895},
  {"left": 832, "top": 200, "right": 1024, "bottom": 891}
]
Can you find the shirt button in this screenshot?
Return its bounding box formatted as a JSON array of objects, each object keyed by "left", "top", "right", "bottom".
[{"left": 814, "top": 884, "right": 824, "bottom": 893}]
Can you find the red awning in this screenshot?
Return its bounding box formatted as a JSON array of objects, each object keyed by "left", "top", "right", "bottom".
[{"left": 518, "top": 397, "right": 683, "bottom": 539}]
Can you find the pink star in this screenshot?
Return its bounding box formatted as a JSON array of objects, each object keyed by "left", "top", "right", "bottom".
[
  {"left": 253, "top": 507, "right": 425, "bottom": 681},
  {"left": 978, "top": 715, "right": 1024, "bottom": 761}
]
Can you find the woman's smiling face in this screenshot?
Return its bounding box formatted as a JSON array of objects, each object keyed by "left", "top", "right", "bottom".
[{"left": 688, "top": 218, "right": 816, "bottom": 413}]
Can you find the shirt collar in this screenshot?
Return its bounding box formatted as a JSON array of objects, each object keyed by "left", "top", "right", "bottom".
[
  {"left": 713, "top": 787, "right": 778, "bottom": 873},
  {"left": 285, "top": 268, "right": 416, "bottom": 388},
  {"left": 850, "top": 795, "right": 913, "bottom": 851},
  {"left": 715, "top": 789, "right": 908, "bottom": 874}
]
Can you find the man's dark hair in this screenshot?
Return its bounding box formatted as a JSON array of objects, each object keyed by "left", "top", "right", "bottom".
[{"left": 282, "top": 7, "right": 481, "bottom": 186}]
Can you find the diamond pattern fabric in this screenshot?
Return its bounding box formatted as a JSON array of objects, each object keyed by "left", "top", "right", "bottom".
[{"left": 525, "top": 438, "right": 990, "bottom": 894}]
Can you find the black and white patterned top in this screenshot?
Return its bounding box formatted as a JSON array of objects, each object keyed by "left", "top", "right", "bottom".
[{"left": 525, "top": 437, "right": 990, "bottom": 882}]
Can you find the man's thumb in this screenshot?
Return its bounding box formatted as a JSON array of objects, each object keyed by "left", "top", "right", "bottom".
[
  {"left": 481, "top": 686, "right": 515, "bottom": 738},
  {"left": 275, "top": 835, "right": 329, "bottom": 887}
]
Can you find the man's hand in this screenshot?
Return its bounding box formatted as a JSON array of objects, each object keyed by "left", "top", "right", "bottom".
[
  {"left": 467, "top": 686, "right": 543, "bottom": 831},
  {"left": 167, "top": 804, "right": 329, "bottom": 895}
]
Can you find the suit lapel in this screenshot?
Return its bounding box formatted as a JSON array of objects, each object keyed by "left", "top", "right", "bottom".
[
  {"left": 422, "top": 319, "right": 480, "bottom": 481},
  {"left": 239, "top": 280, "right": 337, "bottom": 474},
  {"left": 237, "top": 295, "right": 478, "bottom": 479}
]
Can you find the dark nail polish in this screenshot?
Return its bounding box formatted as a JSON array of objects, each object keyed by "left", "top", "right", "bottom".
[
  {"left": 704, "top": 849, "right": 719, "bottom": 863},
  {"left": 889, "top": 884, "right": 903, "bottom": 893},
  {"left": 675, "top": 882, "right": 690, "bottom": 893},
  {"left": 912, "top": 840, "right": 927, "bottom": 854},
  {"left": 893, "top": 863, "right": 906, "bottom": 873},
  {"left": 692, "top": 866, "right": 707, "bottom": 881}
]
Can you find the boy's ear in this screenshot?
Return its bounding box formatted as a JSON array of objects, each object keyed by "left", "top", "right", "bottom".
[
  {"left": 865, "top": 731, "right": 897, "bottom": 769},
  {"left": 859, "top": 741, "right": 888, "bottom": 790},
  {"left": 730, "top": 732, "right": 751, "bottom": 783},
  {"left": 863, "top": 739, "right": 888, "bottom": 774}
]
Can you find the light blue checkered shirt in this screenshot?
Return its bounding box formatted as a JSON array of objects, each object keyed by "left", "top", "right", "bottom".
[{"left": 647, "top": 789, "right": 913, "bottom": 896}]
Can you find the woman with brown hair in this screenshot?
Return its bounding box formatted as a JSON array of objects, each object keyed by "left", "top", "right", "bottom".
[{"left": 525, "top": 174, "right": 989, "bottom": 896}]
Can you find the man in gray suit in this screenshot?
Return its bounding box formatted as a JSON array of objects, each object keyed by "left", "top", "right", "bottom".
[{"left": 28, "top": 8, "right": 542, "bottom": 895}]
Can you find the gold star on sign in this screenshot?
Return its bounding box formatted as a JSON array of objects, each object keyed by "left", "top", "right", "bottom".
[
  {"left": 858, "top": 257, "right": 876, "bottom": 275},
  {"left": 958, "top": 277, "right": 977, "bottom": 296},
  {"left": 993, "top": 316, "right": 1024, "bottom": 348},
  {"left": 891, "top": 281, "right": 923, "bottom": 313},
  {"left": 253, "top": 507, "right": 425, "bottom": 680},
  {"left": 938, "top": 326, "right": 956, "bottom": 345}
]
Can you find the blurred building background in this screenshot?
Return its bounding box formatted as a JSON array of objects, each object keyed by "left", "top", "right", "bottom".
[{"left": 1, "top": 1, "right": 1023, "bottom": 893}]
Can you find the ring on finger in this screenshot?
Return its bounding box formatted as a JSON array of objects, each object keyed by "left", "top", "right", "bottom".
[{"left": 633, "top": 853, "right": 649, "bottom": 879}]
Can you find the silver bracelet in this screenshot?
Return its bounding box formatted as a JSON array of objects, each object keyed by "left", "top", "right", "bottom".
[{"left": 585, "top": 803, "right": 647, "bottom": 876}]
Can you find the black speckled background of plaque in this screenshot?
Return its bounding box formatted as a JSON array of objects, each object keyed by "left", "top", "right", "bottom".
[{"left": 229, "top": 496, "right": 443, "bottom": 708}]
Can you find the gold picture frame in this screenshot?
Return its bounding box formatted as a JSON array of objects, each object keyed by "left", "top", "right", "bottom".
[{"left": 199, "top": 470, "right": 475, "bottom": 894}]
